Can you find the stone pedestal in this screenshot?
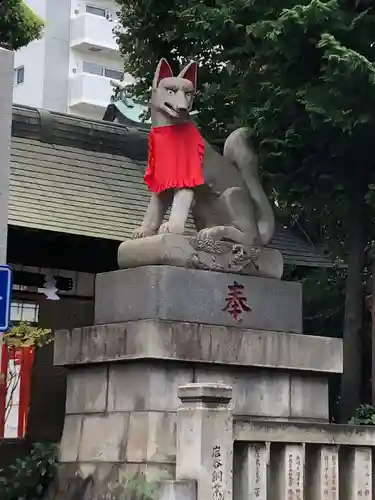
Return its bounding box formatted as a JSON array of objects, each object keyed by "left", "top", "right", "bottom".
[
  {"left": 52, "top": 266, "right": 343, "bottom": 497},
  {"left": 117, "top": 233, "right": 284, "bottom": 279}
]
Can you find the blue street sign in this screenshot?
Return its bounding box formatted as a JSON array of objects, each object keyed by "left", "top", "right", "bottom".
[{"left": 0, "top": 265, "right": 13, "bottom": 333}]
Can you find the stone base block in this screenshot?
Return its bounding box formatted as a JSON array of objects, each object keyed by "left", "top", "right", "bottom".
[
  {"left": 62, "top": 361, "right": 330, "bottom": 422},
  {"left": 117, "top": 233, "right": 283, "bottom": 279},
  {"left": 195, "top": 366, "right": 329, "bottom": 421},
  {"left": 94, "top": 266, "right": 302, "bottom": 332},
  {"left": 60, "top": 410, "right": 177, "bottom": 465},
  {"left": 55, "top": 320, "right": 343, "bottom": 374}
]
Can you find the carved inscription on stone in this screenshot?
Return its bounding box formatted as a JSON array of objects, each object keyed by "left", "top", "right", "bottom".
[
  {"left": 222, "top": 281, "right": 251, "bottom": 321},
  {"left": 282, "top": 445, "right": 304, "bottom": 500},
  {"left": 353, "top": 448, "right": 372, "bottom": 498},
  {"left": 212, "top": 445, "right": 224, "bottom": 500},
  {"left": 254, "top": 447, "right": 262, "bottom": 498},
  {"left": 251, "top": 444, "right": 267, "bottom": 499},
  {"left": 240, "top": 444, "right": 267, "bottom": 500},
  {"left": 363, "top": 450, "right": 371, "bottom": 498},
  {"left": 319, "top": 446, "right": 339, "bottom": 500}
]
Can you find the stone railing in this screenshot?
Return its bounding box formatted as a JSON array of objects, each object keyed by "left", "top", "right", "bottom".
[{"left": 176, "top": 383, "right": 375, "bottom": 500}]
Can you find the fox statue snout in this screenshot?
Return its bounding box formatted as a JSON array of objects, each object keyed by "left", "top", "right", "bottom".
[
  {"left": 162, "top": 86, "right": 191, "bottom": 117},
  {"left": 151, "top": 59, "right": 197, "bottom": 122}
]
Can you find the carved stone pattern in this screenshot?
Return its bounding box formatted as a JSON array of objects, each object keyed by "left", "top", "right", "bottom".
[{"left": 190, "top": 237, "right": 262, "bottom": 273}]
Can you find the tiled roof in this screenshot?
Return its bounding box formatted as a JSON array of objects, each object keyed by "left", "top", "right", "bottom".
[{"left": 9, "top": 104, "right": 334, "bottom": 267}]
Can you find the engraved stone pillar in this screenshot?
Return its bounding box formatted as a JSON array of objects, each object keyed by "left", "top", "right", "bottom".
[
  {"left": 176, "top": 383, "right": 233, "bottom": 500},
  {"left": 273, "top": 444, "right": 305, "bottom": 500},
  {"left": 308, "top": 445, "right": 339, "bottom": 500},
  {"left": 235, "top": 443, "right": 269, "bottom": 500},
  {"left": 341, "top": 447, "right": 372, "bottom": 499}
]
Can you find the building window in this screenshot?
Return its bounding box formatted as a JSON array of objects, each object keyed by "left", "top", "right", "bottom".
[
  {"left": 104, "top": 68, "right": 123, "bottom": 80},
  {"left": 10, "top": 301, "right": 39, "bottom": 324},
  {"left": 82, "top": 61, "right": 123, "bottom": 80},
  {"left": 82, "top": 61, "right": 103, "bottom": 76},
  {"left": 86, "top": 5, "right": 106, "bottom": 17},
  {"left": 13, "top": 66, "right": 25, "bottom": 86}
]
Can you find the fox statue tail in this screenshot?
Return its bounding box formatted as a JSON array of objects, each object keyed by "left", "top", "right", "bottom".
[{"left": 223, "top": 127, "right": 275, "bottom": 246}]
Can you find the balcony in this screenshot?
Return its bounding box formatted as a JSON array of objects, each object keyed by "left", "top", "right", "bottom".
[
  {"left": 68, "top": 73, "right": 117, "bottom": 116},
  {"left": 70, "top": 13, "right": 119, "bottom": 56},
  {"left": 68, "top": 72, "right": 135, "bottom": 117}
]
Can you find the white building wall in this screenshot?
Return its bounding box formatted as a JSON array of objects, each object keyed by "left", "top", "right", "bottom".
[
  {"left": 13, "top": 0, "right": 47, "bottom": 109},
  {"left": 13, "top": 39, "right": 46, "bottom": 109},
  {"left": 12, "top": 0, "right": 129, "bottom": 121}
]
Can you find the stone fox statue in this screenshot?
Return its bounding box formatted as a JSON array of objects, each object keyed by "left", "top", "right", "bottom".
[{"left": 133, "top": 58, "right": 275, "bottom": 246}]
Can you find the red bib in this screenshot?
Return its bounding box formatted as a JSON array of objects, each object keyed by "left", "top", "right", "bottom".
[{"left": 144, "top": 122, "right": 205, "bottom": 193}]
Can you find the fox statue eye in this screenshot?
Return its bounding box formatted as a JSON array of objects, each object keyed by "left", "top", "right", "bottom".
[
  {"left": 185, "top": 92, "right": 192, "bottom": 98},
  {"left": 167, "top": 89, "right": 175, "bottom": 95}
]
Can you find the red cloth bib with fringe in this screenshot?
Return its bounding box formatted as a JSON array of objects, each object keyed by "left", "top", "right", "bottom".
[{"left": 144, "top": 122, "right": 205, "bottom": 193}]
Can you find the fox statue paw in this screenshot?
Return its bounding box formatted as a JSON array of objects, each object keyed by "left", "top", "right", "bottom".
[
  {"left": 132, "top": 226, "right": 157, "bottom": 239},
  {"left": 158, "top": 222, "right": 185, "bottom": 235}
]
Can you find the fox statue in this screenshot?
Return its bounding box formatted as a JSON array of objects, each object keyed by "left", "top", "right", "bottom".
[{"left": 133, "top": 58, "right": 275, "bottom": 246}]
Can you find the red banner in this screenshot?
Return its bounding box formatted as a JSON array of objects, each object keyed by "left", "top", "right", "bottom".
[{"left": 0, "top": 345, "right": 35, "bottom": 438}]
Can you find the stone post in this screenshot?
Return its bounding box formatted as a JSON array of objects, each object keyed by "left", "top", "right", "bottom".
[
  {"left": 0, "top": 47, "right": 13, "bottom": 265},
  {"left": 309, "top": 445, "right": 339, "bottom": 500},
  {"left": 341, "top": 447, "right": 372, "bottom": 499},
  {"left": 235, "top": 443, "right": 269, "bottom": 500},
  {"left": 176, "top": 383, "right": 233, "bottom": 500},
  {"left": 273, "top": 444, "right": 305, "bottom": 500}
]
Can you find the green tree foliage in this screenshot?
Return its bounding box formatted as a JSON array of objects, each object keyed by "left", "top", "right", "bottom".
[
  {"left": 116, "top": 0, "right": 375, "bottom": 421},
  {"left": 0, "top": 0, "right": 43, "bottom": 50}
]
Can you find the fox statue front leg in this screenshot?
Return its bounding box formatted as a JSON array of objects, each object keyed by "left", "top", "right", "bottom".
[
  {"left": 132, "top": 191, "right": 172, "bottom": 239},
  {"left": 158, "top": 188, "right": 194, "bottom": 235}
]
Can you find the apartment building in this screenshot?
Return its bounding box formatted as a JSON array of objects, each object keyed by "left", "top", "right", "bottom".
[{"left": 13, "top": 0, "right": 133, "bottom": 120}]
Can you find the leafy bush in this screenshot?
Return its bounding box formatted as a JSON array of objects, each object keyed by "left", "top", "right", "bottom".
[
  {"left": 349, "top": 405, "right": 375, "bottom": 425},
  {"left": 3, "top": 322, "right": 52, "bottom": 348},
  {"left": 106, "top": 476, "right": 155, "bottom": 499},
  {"left": 0, "top": 443, "right": 58, "bottom": 500}
]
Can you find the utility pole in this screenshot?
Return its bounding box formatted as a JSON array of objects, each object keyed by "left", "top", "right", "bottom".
[
  {"left": 366, "top": 256, "right": 375, "bottom": 406},
  {"left": 0, "top": 47, "right": 14, "bottom": 393},
  {"left": 0, "top": 47, "right": 13, "bottom": 265}
]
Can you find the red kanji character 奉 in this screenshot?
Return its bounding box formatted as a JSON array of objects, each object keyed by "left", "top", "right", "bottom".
[{"left": 222, "top": 281, "right": 251, "bottom": 321}]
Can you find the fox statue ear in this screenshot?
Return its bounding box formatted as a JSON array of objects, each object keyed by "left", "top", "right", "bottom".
[
  {"left": 178, "top": 61, "right": 198, "bottom": 90},
  {"left": 153, "top": 59, "right": 173, "bottom": 89}
]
